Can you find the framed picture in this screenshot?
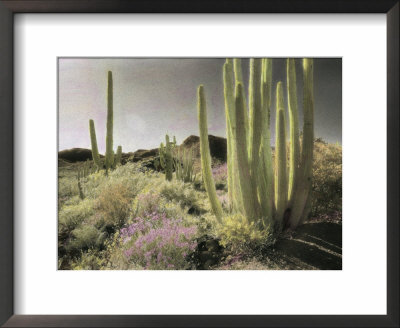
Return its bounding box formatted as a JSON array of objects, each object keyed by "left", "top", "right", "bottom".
[{"left": 0, "top": 0, "right": 398, "bottom": 327}]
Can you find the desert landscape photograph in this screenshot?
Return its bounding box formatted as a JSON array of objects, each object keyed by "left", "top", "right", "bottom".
[{"left": 58, "top": 58, "right": 342, "bottom": 270}]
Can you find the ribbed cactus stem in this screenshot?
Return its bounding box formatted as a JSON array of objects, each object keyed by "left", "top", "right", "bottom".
[
  {"left": 235, "top": 83, "right": 260, "bottom": 222},
  {"left": 248, "top": 58, "right": 263, "bottom": 171},
  {"left": 105, "top": 71, "right": 114, "bottom": 171},
  {"left": 274, "top": 81, "right": 288, "bottom": 222},
  {"left": 197, "top": 85, "right": 223, "bottom": 222},
  {"left": 290, "top": 59, "right": 314, "bottom": 228},
  {"left": 299, "top": 58, "right": 314, "bottom": 223},
  {"left": 259, "top": 58, "right": 274, "bottom": 222},
  {"left": 233, "top": 59, "right": 248, "bottom": 143},
  {"left": 223, "top": 60, "right": 235, "bottom": 208},
  {"left": 287, "top": 59, "right": 300, "bottom": 204},
  {"left": 89, "top": 119, "right": 101, "bottom": 169}
]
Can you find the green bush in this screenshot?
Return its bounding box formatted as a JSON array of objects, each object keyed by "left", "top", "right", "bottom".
[
  {"left": 67, "top": 225, "right": 106, "bottom": 254},
  {"left": 158, "top": 179, "right": 205, "bottom": 213},
  {"left": 96, "top": 182, "right": 133, "bottom": 230},
  {"left": 58, "top": 198, "right": 95, "bottom": 237},
  {"left": 216, "top": 214, "right": 274, "bottom": 255},
  {"left": 311, "top": 141, "right": 342, "bottom": 218},
  {"left": 70, "top": 249, "right": 106, "bottom": 270}
]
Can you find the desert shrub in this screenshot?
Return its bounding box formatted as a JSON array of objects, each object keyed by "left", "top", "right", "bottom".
[
  {"left": 158, "top": 179, "right": 205, "bottom": 213},
  {"left": 120, "top": 211, "right": 198, "bottom": 269},
  {"left": 212, "top": 162, "right": 228, "bottom": 190},
  {"left": 67, "top": 225, "right": 106, "bottom": 254},
  {"left": 58, "top": 198, "right": 95, "bottom": 237},
  {"left": 70, "top": 249, "right": 106, "bottom": 270},
  {"left": 83, "top": 163, "right": 154, "bottom": 199},
  {"left": 58, "top": 176, "right": 79, "bottom": 206},
  {"left": 96, "top": 182, "right": 132, "bottom": 230},
  {"left": 311, "top": 141, "right": 342, "bottom": 218},
  {"left": 216, "top": 214, "right": 274, "bottom": 255},
  {"left": 134, "top": 192, "right": 162, "bottom": 216}
]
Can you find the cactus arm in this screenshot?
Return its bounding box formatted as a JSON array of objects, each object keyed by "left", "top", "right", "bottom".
[
  {"left": 248, "top": 59, "right": 264, "bottom": 193},
  {"left": 223, "top": 60, "right": 235, "bottom": 208},
  {"left": 233, "top": 58, "right": 249, "bottom": 142},
  {"left": 223, "top": 59, "right": 243, "bottom": 212},
  {"left": 105, "top": 71, "right": 114, "bottom": 171},
  {"left": 290, "top": 59, "right": 314, "bottom": 228},
  {"left": 234, "top": 83, "right": 261, "bottom": 222},
  {"left": 274, "top": 81, "right": 288, "bottom": 222},
  {"left": 197, "top": 85, "right": 223, "bottom": 222},
  {"left": 89, "top": 119, "right": 101, "bottom": 169},
  {"left": 259, "top": 58, "right": 275, "bottom": 222},
  {"left": 287, "top": 59, "right": 300, "bottom": 204}
]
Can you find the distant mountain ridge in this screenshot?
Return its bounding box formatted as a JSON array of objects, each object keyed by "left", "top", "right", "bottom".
[{"left": 58, "top": 134, "right": 227, "bottom": 164}]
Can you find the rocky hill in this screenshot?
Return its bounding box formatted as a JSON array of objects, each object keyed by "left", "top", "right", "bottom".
[{"left": 58, "top": 135, "right": 227, "bottom": 164}]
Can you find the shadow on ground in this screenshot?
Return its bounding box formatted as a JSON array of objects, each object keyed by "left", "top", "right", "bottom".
[{"left": 267, "top": 221, "right": 342, "bottom": 270}]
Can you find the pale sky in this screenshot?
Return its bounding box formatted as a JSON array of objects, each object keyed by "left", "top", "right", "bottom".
[{"left": 58, "top": 58, "right": 341, "bottom": 153}]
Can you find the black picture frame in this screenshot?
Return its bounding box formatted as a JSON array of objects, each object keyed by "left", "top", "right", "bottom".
[{"left": 0, "top": 1, "right": 398, "bottom": 327}]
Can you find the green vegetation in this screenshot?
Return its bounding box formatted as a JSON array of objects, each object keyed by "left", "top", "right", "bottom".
[{"left": 58, "top": 58, "right": 342, "bottom": 270}]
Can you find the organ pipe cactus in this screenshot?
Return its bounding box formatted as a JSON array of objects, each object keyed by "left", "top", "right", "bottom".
[
  {"left": 197, "top": 58, "right": 314, "bottom": 231},
  {"left": 174, "top": 148, "right": 196, "bottom": 183},
  {"left": 159, "top": 134, "right": 174, "bottom": 181}
]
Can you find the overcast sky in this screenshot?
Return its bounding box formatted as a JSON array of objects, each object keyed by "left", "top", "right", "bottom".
[{"left": 58, "top": 58, "right": 341, "bottom": 153}]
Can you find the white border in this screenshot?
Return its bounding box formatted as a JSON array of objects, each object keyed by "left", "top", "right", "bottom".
[{"left": 14, "top": 14, "right": 387, "bottom": 315}]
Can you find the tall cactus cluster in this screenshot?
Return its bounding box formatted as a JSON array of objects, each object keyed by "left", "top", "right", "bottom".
[
  {"left": 89, "top": 71, "right": 122, "bottom": 173},
  {"left": 198, "top": 58, "right": 314, "bottom": 230},
  {"left": 174, "top": 148, "right": 196, "bottom": 183},
  {"left": 158, "top": 134, "right": 175, "bottom": 181}
]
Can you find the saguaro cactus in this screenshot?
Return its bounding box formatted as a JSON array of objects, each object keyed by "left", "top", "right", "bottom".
[
  {"left": 197, "top": 85, "right": 223, "bottom": 222},
  {"left": 89, "top": 71, "right": 122, "bottom": 174},
  {"left": 197, "top": 58, "right": 314, "bottom": 231},
  {"left": 105, "top": 71, "right": 114, "bottom": 171},
  {"left": 89, "top": 119, "right": 101, "bottom": 169}
]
